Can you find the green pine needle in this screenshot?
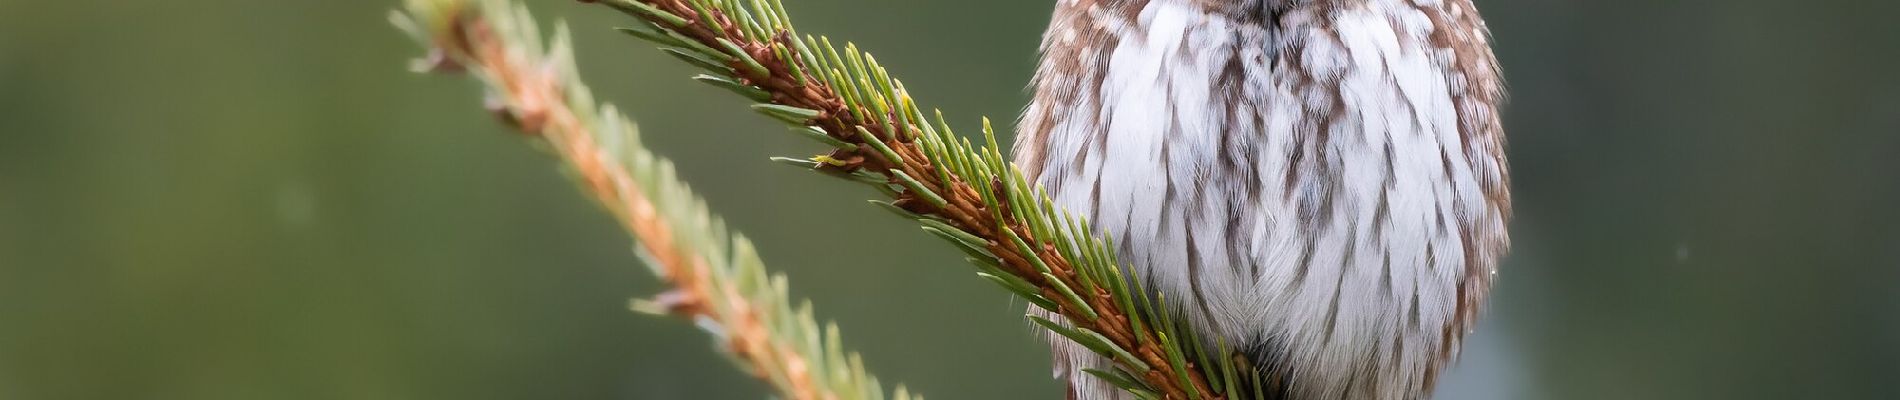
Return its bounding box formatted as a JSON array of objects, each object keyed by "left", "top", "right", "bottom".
[{"left": 565, "top": 0, "right": 1262, "bottom": 397}]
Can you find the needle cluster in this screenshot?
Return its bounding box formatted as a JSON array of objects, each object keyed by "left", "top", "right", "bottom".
[{"left": 582, "top": 1, "right": 1264, "bottom": 398}]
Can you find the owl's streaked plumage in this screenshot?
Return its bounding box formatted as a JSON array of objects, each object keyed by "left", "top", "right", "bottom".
[{"left": 1012, "top": 0, "right": 1509, "bottom": 399}]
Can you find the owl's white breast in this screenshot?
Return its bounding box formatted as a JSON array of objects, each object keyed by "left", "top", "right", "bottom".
[{"left": 1016, "top": 0, "right": 1509, "bottom": 399}]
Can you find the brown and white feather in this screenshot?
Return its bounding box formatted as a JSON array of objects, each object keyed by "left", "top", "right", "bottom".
[{"left": 1014, "top": 0, "right": 1509, "bottom": 399}]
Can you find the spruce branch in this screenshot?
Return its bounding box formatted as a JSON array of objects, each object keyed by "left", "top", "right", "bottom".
[
  {"left": 392, "top": 2, "right": 918, "bottom": 399},
  {"left": 578, "top": 1, "right": 1257, "bottom": 398}
]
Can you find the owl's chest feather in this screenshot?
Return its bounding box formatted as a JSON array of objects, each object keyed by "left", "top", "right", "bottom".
[{"left": 1016, "top": 1, "right": 1509, "bottom": 399}]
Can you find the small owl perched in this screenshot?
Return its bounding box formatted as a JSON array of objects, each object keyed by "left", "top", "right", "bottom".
[{"left": 1012, "top": 0, "right": 1510, "bottom": 399}]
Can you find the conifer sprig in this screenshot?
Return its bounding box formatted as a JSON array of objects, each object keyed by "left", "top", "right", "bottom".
[
  {"left": 580, "top": 1, "right": 1252, "bottom": 398},
  {"left": 393, "top": 2, "right": 917, "bottom": 399}
]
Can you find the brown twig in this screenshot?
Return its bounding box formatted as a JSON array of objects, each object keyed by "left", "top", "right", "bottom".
[{"left": 416, "top": 7, "right": 828, "bottom": 400}]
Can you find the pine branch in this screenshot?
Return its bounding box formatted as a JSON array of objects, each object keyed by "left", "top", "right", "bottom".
[
  {"left": 577, "top": 1, "right": 1254, "bottom": 398},
  {"left": 392, "top": 2, "right": 918, "bottom": 399}
]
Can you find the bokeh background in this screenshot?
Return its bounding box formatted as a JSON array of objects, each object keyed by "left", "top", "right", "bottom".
[{"left": 3, "top": 0, "right": 1896, "bottom": 399}]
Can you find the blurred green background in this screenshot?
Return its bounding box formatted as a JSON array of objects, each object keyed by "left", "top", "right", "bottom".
[{"left": 2, "top": 0, "right": 1896, "bottom": 399}]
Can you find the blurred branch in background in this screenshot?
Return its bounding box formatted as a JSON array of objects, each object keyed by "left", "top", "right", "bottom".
[{"left": 391, "top": 1, "right": 916, "bottom": 399}]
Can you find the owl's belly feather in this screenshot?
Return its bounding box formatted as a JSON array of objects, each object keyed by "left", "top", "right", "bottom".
[{"left": 1016, "top": 1, "right": 1508, "bottom": 399}]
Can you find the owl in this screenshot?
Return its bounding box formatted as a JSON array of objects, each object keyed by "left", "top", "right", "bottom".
[{"left": 1011, "top": 1, "right": 1511, "bottom": 399}]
